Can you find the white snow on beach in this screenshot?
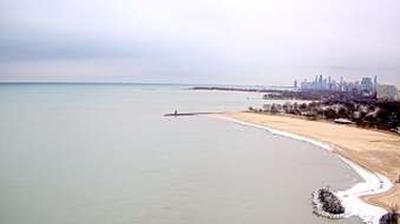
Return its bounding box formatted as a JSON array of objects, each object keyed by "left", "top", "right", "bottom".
[{"left": 218, "top": 116, "right": 392, "bottom": 224}]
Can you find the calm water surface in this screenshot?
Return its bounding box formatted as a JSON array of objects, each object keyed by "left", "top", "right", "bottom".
[{"left": 0, "top": 84, "right": 362, "bottom": 224}]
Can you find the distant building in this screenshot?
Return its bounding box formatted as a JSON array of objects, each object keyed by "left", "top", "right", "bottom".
[
  {"left": 299, "top": 74, "right": 378, "bottom": 97},
  {"left": 360, "top": 77, "right": 373, "bottom": 92},
  {"left": 377, "top": 84, "right": 399, "bottom": 100}
]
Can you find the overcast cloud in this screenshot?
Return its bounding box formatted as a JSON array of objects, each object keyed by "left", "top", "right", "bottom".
[{"left": 0, "top": 0, "right": 399, "bottom": 85}]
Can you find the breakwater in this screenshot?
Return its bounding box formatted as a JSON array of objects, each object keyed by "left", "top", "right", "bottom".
[
  {"left": 312, "top": 187, "right": 346, "bottom": 219},
  {"left": 164, "top": 111, "right": 223, "bottom": 117}
]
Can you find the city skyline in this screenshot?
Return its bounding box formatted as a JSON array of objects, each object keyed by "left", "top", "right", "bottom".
[{"left": 298, "top": 74, "right": 378, "bottom": 95}]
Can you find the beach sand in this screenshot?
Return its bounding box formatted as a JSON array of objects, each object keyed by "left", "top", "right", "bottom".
[{"left": 221, "top": 112, "right": 400, "bottom": 212}]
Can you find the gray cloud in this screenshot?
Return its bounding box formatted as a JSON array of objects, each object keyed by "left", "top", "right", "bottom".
[{"left": 0, "top": 0, "right": 399, "bottom": 85}]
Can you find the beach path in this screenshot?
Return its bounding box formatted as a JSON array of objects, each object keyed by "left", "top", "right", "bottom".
[{"left": 223, "top": 112, "right": 400, "bottom": 211}]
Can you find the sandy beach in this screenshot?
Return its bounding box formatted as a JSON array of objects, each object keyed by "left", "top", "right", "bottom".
[{"left": 221, "top": 112, "right": 400, "bottom": 217}]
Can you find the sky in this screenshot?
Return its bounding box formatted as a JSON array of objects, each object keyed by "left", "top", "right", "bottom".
[{"left": 0, "top": 0, "right": 399, "bottom": 86}]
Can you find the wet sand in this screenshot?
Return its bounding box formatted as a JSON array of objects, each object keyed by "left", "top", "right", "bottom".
[{"left": 221, "top": 112, "right": 400, "bottom": 212}]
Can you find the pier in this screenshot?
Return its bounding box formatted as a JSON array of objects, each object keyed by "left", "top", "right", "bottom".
[{"left": 163, "top": 111, "right": 223, "bottom": 117}]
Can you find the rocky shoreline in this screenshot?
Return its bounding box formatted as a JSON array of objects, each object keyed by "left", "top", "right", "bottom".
[
  {"left": 219, "top": 112, "right": 400, "bottom": 223},
  {"left": 312, "top": 187, "right": 346, "bottom": 219}
]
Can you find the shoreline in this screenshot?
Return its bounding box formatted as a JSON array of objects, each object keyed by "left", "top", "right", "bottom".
[{"left": 213, "top": 113, "right": 397, "bottom": 224}]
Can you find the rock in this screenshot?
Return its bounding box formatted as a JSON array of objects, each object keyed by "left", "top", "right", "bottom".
[
  {"left": 312, "top": 187, "right": 346, "bottom": 219},
  {"left": 379, "top": 212, "right": 399, "bottom": 224}
]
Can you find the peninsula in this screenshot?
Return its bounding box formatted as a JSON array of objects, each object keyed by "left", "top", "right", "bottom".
[{"left": 221, "top": 112, "right": 400, "bottom": 214}]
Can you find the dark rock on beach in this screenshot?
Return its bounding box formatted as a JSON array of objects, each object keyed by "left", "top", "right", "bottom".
[
  {"left": 318, "top": 188, "right": 345, "bottom": 214},
  {"left": 312, "top": 187, "right": 346, "bottom": 219},
  {"left": 379, "top": 210, "right": 399, "bottom": 224}
]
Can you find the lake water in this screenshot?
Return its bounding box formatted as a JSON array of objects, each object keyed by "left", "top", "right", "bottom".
[{"left": 0, "top": 84, "right": 362, "bottom": 224}]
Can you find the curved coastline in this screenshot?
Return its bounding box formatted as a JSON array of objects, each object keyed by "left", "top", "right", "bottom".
[{"left": 213, "top": 115, "right": 393, "bottom": 224}]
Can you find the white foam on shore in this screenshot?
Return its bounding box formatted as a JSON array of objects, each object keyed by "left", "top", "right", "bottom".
[{"left": 216, "top": 116, "right": 393, "bottom": 224}]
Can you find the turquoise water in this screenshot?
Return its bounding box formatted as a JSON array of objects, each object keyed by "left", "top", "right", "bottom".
[{"left": 0, "top": 84, "right": 361, "bottom": 224}]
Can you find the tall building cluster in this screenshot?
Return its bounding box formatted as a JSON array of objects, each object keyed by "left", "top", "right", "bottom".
[{"left": 297, "top": 75, "right": 378, "bottom": 96}]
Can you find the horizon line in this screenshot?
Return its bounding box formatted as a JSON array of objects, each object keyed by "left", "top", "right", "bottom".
[{"left": 0, "top": 80, "right": 294, "bottom": 88}]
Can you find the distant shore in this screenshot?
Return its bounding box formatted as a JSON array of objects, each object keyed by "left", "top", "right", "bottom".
[
  {"left": 190, "top": 86, "right": 293, "bottom": 92},
  {"left": 218, "top": 112, "right": 400, "bottom": 223}
]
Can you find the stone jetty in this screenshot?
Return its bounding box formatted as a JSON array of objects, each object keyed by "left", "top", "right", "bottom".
[{"left": 312, "top": 187, "right": 346, "bottom": 219}]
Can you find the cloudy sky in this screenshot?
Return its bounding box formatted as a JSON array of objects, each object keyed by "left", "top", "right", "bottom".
[{"left": 0, "top": 0, "right": 399, "bottom": 85}]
